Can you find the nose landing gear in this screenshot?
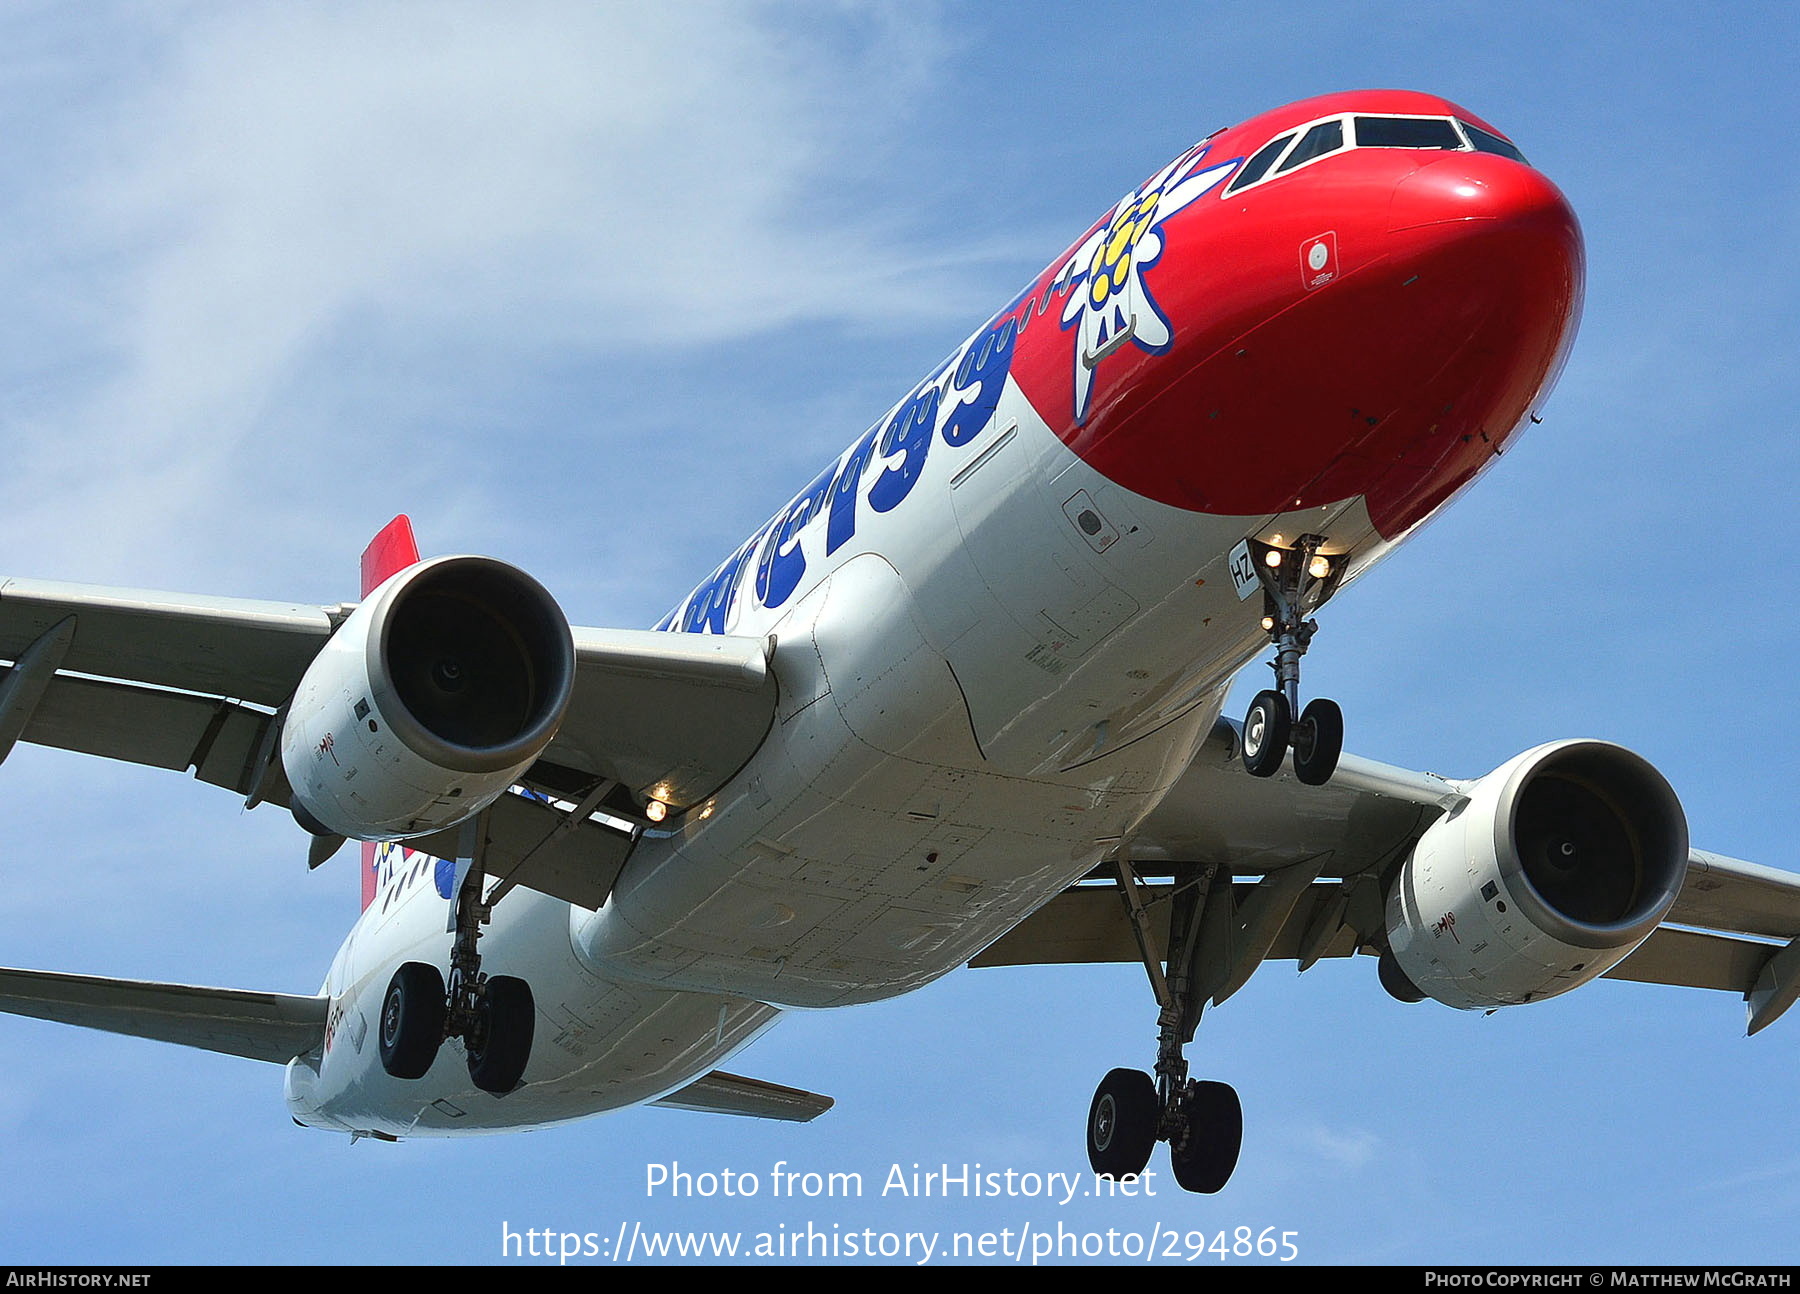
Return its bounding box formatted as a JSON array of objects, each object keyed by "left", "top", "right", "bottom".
[{"left": 1241, "top": 533, "right": 1344, "bottom": 785}]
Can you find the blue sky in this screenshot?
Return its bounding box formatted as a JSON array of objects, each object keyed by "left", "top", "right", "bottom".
[{"left": 0, "top": 0, "right": 1796, "bottom": 1266}]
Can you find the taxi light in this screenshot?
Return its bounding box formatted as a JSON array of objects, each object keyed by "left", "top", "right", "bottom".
[
  {"left": 1308, "top": 556, "right": 1332, "bottom": 579},
  {"left": 1264, "top": 550, "right": 1283, "bottom": 568},
  {"left": 644, "top": 799, "right": 669, "bottom": 823},
  {"left": 1260, "top": 616, "right": 1275, "bottom": 631}
]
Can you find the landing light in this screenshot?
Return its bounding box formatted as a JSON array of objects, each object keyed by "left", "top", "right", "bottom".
[
  {"left": 1308, "top": 556, "right": 1332, "bottom": 579},
  {"left": 644, "top": 799, "right": 669, "bottom": 823},
  {"left": 1260, "top": 616, "right": 1275, "bottom": 631},
  {"left": 1264, "top": 549, "right": 1283, "bottom": 568}
]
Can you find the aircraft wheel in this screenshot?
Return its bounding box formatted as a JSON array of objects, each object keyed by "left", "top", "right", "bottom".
[
  {"left": 1087, "top": 1068, "right": 1158, "bottom": 1179},
  {"left": 468, "top": 975, "right": 536, "bottom": 1094},
  {"left": 1293, "top": 697, "right": 1344, "bottom": 786},
  {"left": 1241, "top": 690, "right": 1291, "bottom": 778},
  {"left": 1169, "top": 1080, "right": 1242, "bottom": 1194},
  {"left": 378, "top": 962, "right": 446, "bottom": 1080}
]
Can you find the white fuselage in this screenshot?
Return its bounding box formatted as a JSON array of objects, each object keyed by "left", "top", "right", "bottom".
[{"left": 285, "top": 311, "right": 1396, "bottom": 1137}]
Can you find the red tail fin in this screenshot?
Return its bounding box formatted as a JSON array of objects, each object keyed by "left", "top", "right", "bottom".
[
  {"left": 362, "top": 842, "right": 380, "bottom": 912},
  {"left": 358, "top": 516, "right": 420, "bottom": 910},
  {"left": 360, "top": 514, "right": 420, "bottom": 598}
]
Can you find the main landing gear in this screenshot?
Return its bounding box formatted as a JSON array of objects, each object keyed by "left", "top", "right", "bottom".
[
  {"left": 1240, "top": 533, "right": 1345, "bottom": 786},
  {"left": 376, "top": 815, "right": 536, "bottom": 1095},
  {"left": 1086, "top": 860, "right": 1243, "bottom": 1194}
]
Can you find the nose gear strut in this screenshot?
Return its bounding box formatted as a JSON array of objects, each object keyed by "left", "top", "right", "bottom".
[{"left": 1240, "top": 533, "right": 1345, "bottom": 785}]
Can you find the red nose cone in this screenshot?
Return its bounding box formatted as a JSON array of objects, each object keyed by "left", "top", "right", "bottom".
[
  {"left": 1026, "top": 140, "right": 1584, "bottom": 539},
  {"left": 1308, "top": 154, "right": 1585, "bottom": 534},
  {"left": 1387, "top": 150, "right": 1575, "bottom": 234}
]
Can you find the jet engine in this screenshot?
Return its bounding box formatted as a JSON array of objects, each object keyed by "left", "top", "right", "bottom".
[
  {"left": 1384, "top": 740, "right": 1688, "bottom": 1009},
  {"left": 281, "top": 556, "right": 575, "bottom": 841}
]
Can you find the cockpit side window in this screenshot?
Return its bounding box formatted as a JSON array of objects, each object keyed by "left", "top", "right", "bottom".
[
  {"left": 1353, "top": 116, "right": 1464, "bottom": 150},
  {"left": 1277, "top": 119, "right": 1344, "bottom": 173},
  {"left": 1460, "top": 121, "right": 1528, "bottom": 164},
  {"left": 1225, "top": 132, "right": 1296, "bottom": 194}
]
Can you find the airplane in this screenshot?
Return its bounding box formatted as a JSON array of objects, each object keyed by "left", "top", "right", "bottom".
[{"left": 1, "top": 88, "right": 1796, "bottom": 1197}]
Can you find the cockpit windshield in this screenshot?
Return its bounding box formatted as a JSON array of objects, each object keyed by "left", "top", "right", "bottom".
[
  {"left": 1224, "top": 112, "right": 1530, "bottom": 197},
  {"left": 1353, "top": 116, "right": 1464, "bottom": 150}
]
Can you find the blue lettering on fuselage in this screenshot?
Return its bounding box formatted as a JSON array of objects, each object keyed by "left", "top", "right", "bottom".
[
  {"left": 662, "top": 306, "right": 1027, "bottom": 631},
  {"left": 676, "top": 525, "right": 769, "bottom": 634},
  {"left": 756, "top": 464, "right": 836, "bottom": 609}
]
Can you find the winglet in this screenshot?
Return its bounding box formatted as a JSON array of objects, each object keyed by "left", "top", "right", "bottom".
[{"left": 360, "top": 514, "right": 420, "bottom": 598}]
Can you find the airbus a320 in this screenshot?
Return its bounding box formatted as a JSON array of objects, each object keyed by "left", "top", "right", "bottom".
[{"left": 2, "top": 90, "right": 1795, "bottom": 1194}]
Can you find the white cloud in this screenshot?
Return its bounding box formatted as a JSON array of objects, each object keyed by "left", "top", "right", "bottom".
[
  {"left": 0, "top": 3, "right": 972, "bottom": 580},
  {"left": 1292, "top": 1120, "right": 1380, "bottom": 1170}
]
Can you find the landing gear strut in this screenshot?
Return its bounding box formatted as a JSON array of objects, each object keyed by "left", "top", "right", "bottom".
[
  {"left": 1241, "top": 533, "right": 1344, "bottom": 785},
  {"left": 1086, "top": 860, "right": 1244, "bottom": 1194},
  {"left": 375, "top": 812, "right": 535, "bottom": 1093}
]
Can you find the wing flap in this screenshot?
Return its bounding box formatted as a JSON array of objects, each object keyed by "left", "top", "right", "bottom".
[
  {"left": 0, "top": 966, "right": 327, "bottom": 1064},
  {"left": 649, "top": 1069, "right": 833, "bottom": 1123},
  {"left": 407, "top": 789, "right": 636, "bottom": 911},
  {"left": 1601, "top": 926, "right": 1779, "bottom": 994},
  {"left": 12, "top": 670, "right": 276, "bottom": 791}
]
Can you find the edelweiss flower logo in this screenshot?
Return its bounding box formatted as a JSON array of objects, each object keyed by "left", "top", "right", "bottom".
[{"left": 1060, "top": 146, "right": 1237, "bottom": 422}]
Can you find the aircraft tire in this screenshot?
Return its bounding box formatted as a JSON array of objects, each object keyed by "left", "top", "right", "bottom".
[
  {"left": 378, "top": 962, "right": 446, "bottom": 1080},
  {"left": 1293, "top": 697, "right": 1344, "bottom": 786},
  {"left": 1169, "top": 1080, "right": 1242, "bottom": 1194},
  {"left": 1241, "top": 690, "right": 1291, "bottom": 778},
  {"left": 468, "top": 975, "right": 535, "bottom": 1094},
  {"left": 1087, "top": 1068, "right": 1157, "bottom": 1180}
]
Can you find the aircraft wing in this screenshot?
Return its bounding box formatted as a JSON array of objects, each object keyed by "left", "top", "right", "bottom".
[
  {"left": 0, "top": 966, "right": 329, "bottom": 1064},
  {"left": 975, "top": 721, "right": 1800, "bottom": 1034},
  {"left": 0, "top": 576, "right": 778, "bottom": 908}
]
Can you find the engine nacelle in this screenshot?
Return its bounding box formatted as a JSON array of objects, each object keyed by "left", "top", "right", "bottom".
[
  {"left": 1385, "top": 740, "right": 1688, "bottom": 1010},
  {"left": 281, "top": 555, "right": 575, "bottom": 841}
]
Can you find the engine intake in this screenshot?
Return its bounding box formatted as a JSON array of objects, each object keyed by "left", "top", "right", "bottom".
[
  {"left": 376, "top": 558, "right": 572, "bottom": 774},
  {"left": 281, "top": 556, "right": 574, "bottom": 841},
  {"left": 1385, "top": 740, "right": 1688, "bottom": 1009}
]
